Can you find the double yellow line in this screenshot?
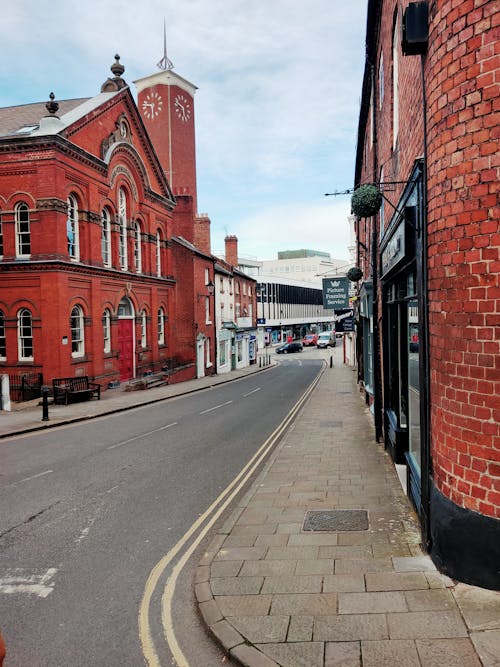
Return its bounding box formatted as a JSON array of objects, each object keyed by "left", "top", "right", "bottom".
[{"left": 138, "top": 363, "right": 324, "bottom": 666}]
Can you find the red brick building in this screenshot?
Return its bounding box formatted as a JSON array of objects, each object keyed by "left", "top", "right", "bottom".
[
  {"left": 0, "top": 56, "right": 218, "bottom": 391},
  {"left": 354, "top": 0, "right": 499, "bottom": 587}
]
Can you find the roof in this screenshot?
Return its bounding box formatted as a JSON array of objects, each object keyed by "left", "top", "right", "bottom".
[{"left": 0, "top": 92, "right": 122, "bottom": 138}]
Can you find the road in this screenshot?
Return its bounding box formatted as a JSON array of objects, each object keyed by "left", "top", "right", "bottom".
[{"left": 0, "top": 356, "right": 323, "bottom": 666}]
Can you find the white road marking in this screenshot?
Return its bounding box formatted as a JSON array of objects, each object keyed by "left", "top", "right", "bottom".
[
  {"left": 18, "top": 470, "right": 53, "bottom": 484},
  {"left": 243, "top": 387, "right": 261, "bottom": 397},
  {"left": 0, "top": 567, "right": 57, "bottom": 598},
  {"left": 199, "top": 400, "right": 232, "bottom": 415},
  {"left": 107, "top": 422, "right": 178, "bottom": 450}
]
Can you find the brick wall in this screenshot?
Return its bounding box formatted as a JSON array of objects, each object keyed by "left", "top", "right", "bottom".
[{"left": 426, "top": 0, "right": 499, "bottom": 517}]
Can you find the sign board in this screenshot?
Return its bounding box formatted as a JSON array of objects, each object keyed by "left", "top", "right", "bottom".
[
  {"left": 335, "top": 309, "right": 354, "bottom": 332},
  {"left": 322, "top": 277, "right": 349, "bottom": 310},
  {"left": 257, "top": 318, "right": 266, "bottom": 325}
]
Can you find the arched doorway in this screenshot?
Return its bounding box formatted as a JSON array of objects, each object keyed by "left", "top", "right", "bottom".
[{"left": 117, "top": 297, "right": 135, "bottom": 381}]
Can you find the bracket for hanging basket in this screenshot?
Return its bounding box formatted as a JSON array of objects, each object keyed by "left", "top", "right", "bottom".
[{"left": 351, "top": 184, "right": 382, "bottom": 217}]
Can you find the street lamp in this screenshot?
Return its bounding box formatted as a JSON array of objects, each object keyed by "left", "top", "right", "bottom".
[{"left": 206, "top": 280, "right": 216, "bottom": 374}]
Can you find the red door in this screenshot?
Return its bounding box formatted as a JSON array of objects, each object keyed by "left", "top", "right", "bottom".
[{"left": 118, "top": 319, "right": 134, "bottom": 381}]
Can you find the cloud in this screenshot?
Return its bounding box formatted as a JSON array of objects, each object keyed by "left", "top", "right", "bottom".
[{"left": 0, "top": 0, "right": 366, "bottom": 262}]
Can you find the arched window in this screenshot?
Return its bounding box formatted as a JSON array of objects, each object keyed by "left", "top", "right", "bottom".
[
  {"left": 70, "top": 305, "right": 85, "bottom": 357},
  {"left": 67, "top": 194, "right": 80, "bottom": 260},
  {"left": 101, "top": 208, "right": 112, "bottom": 267},
  {"left": 15, "top": 202, "right": 31, "bottom": 257},
  {"left": 0, "top": 310, "right": 6, "bottom": 359},
  {"left": 156, "top": 230, "right": 162, "bottom": 277},
  {"left": 157, "top": 307, "right": 165, "bottom": 345},
  {"left": 134, "top": 221, "right": 142, "bottom": 273},
  {"left": 118, "top": 188, "right": 128, "bottom": 270},
  {"left": 392, "top": 14, "right": 399, "bottom": 149},
  {"left": 140, "top": 310, "right": 147, "bottom": 348},
  {"left": 102, "top": 309, "right": 111, "bottom": 353},
  {"left": 17, "top": 308, "right": 33, "bottom": 360}
]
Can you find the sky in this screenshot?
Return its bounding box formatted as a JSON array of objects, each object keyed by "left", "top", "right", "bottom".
[{"left": 0, "top": 1, "right": 367, "bottom": 262}]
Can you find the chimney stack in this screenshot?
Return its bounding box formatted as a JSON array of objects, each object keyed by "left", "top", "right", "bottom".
[{"left": 225, "top": 235, "right": 238, "bottom": 267}]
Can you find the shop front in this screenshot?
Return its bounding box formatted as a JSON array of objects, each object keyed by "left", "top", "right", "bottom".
[{"left": 380, "top": 162, "right": 426, "bottom": 519}]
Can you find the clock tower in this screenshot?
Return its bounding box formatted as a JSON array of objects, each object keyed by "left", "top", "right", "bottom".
[{"left": 135, "top": 66, "right": 198, "bottom": 212}]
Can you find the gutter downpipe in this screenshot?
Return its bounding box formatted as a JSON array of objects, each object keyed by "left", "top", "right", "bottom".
[
  {"left": 419, "top": 53, "right": 432, "bottom": 551},
  {"left": 371, "top": 62, "right": 383, "bottom": 443}
]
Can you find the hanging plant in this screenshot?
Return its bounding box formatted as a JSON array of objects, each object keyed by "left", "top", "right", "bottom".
[
  {"left": 347, "top": 267, "right": 363, "bottom": 282},
  {"left": 351, "top": 184, "right": 382, "bottom": 217}
]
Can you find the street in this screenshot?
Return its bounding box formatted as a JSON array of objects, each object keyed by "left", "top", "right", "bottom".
[{"left": 0, "top": 357, "right": 323, "bottom": 666}]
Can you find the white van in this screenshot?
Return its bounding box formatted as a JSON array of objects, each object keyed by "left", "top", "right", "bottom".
[{"left": 316, "top": 331, "right": 336, "bottom": 348}]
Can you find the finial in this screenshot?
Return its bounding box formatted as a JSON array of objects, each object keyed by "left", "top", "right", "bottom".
[
  {"left": 101, "top": 54, "right": 127, "bottom": 92},
  {"left": 110, "top": 54, "right": 125, "bottom": 78},
  {"left": 45, "top": 92, "right": 59, "bottom": 116},
  {"left": 157, "top": 18, "right": 174, "bottom": 70}
]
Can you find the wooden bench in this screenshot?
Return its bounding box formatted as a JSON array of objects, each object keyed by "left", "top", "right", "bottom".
[{"left": 52, "top": 376, "right": 101, "bottom": 405}]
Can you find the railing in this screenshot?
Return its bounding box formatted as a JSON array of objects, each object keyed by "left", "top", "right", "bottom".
[{"left": 6, "top": 372, "right": 44, "bottom": 402}]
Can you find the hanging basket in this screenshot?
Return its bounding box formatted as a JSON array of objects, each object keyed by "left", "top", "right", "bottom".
[
  {"left": 347, "top": 267, "right": 363, "bottom": 282},
  {"left": 351, "top": 184, "right": 382, "bottom": 218}
]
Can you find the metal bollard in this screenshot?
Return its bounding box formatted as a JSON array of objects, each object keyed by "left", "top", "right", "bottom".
[
  {"left": 330, "top": 355, "right": 333, "bottom": 368},
  {"left": 41, "top": 386, "right": 49, "bottom": 421}
]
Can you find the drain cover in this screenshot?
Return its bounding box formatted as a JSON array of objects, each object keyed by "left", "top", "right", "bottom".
[{"left": 303, "top": 509, "right": 369, "bottom": 532}]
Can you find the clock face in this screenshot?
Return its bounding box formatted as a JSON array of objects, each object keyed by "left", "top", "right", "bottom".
[
  {"left": 174, "top": 94, "right": 192, "bottom": 122},
  {"left": 142, "top": 91, "right": 163, "bottom": 120}
]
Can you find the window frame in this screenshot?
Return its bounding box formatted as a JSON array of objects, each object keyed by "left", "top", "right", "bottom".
[
  {"left": 118, "top": 187, "right": 128, "bottom": 271},
  {"left": 15, "top": 202, "right": 31, "bottom": 258},
  {"left": 0, "top": 310, "right": 6, "bottom": 359},
  {"left": 17, "top": 308, "right": 33, "bottom": 361},
  {"left": 157, "top": 307, "right": 165, "bottom": 345},
  {"left": 67, "top": 194, "right": 80, "bottom": 261},
  {"left": 134, "top": 221, "right": 142, "bottom": 273},
  {"left": 102, "top": 308, "right": 111, "bottom": 353},
  {"left": 101, "top": 208, "right": 112, "bottom": 267},
  {"left": 71, "top": 305, "right": 85, "bottom": 358}
]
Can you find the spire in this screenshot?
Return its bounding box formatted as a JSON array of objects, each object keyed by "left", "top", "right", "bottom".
[{"left": 157, "top": 18, "right": 174, "bottom": 70}]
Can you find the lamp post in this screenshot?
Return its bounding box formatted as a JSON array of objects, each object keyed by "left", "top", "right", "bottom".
[{"left": 207, "top": 279, "right": 216, "bottom": 374}]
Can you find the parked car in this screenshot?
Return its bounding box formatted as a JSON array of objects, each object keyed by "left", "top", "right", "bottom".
[
  {"left": 316, "top": 331, "right": 336, "bottom": 348},
  {"left": 276, "top": 341, "right": 303, "bottom": 354},
  {"left": 302, "top": 333, "right": 318, "bottom": 346}
]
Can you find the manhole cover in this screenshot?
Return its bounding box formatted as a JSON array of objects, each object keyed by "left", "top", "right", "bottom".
[{"left": 303, "top": 509, "right": 369, "bottom": 532}]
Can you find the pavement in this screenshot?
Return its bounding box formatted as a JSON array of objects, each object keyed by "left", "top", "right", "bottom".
[{"left": 1, "top": 350, "right": 499, "bottom": 666}]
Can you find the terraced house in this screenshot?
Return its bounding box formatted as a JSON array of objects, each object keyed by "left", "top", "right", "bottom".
[{"left": 353, "top": 0, "right": 498, "bottom": 588}]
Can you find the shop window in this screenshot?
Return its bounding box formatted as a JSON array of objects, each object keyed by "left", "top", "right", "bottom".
[
  {"left": 218, "top": 340, "right": 226, "bottom": 366},
  {"left": 15, "top": 202, "right": 31, "bottom": 257},
  {"left": 18, "top": 308, "right": 33, "bottom": 360},
  {"left": 67, "top": 194, "right": 80, "bottom": 260},
  {"left": 71, "top": 305, "right": 85, "bottom": 357}
]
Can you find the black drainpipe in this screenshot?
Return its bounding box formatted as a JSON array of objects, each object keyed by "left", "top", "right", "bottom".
[
  {"left": 371, "top": 63, "right": 383, "bottom": 443},
  {"left": 419, "top": 52, "right": 432, "bottom": 551}
]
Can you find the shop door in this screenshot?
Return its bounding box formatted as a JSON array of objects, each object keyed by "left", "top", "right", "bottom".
[{"left": 118, "top": 319, "right": 134, "bottom": 381}]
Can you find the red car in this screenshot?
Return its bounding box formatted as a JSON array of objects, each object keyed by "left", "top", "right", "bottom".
[{"left": 302, "top": 333, "right": 318, "bottom": 346}]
